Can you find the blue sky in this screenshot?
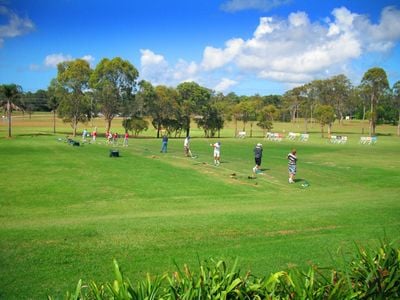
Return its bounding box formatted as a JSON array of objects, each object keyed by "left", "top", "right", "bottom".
[{"left": 1, "top": 0, "right": 400, "bottom": 95}]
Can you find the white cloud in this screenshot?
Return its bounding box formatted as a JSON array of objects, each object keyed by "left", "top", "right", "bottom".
[
  {"left": 140, "top": 49, "right": 170, "bottom": 85},
  {"left": 0, "top": 5, "right": 35, "bottom": 47},
  {"left": 81, "top": 55, "right": 95, "bottom": 65},
  {"left": 214, "top": 78, "right": 238, "bottom": 92},
  {"left": 201, "top": 38, "right": 244, "bottom": 70},
  {"left": 139, "top": 6, "right": 400, "bottom": 93},
  {"left": 200, "top": 6, "right": 400, "bottom": 84},
  {"left": 42, "top": 53, "right": 95, "bottom": 68},
  {"left": 140, "top": 49, "right": 201, "bottom": 86},
  {"left": 221, "top": 0, "right": 290, "bottom": 12},
  {"left": 44, "top": 54, "right": 73, "bottom": 68}
]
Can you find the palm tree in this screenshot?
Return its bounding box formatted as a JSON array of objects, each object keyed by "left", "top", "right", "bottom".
[{"left": 0, "top": 84, "right": 23, "bottom": 138}]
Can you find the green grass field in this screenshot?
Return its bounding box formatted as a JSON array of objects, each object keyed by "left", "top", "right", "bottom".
[{"left": 0, "top": 115, "right": 399, "bottom": 299}]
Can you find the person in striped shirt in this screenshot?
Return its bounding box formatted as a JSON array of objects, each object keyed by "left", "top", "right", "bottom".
[{"left": 288, "top": 149, "right": 297, "bottom": 183}]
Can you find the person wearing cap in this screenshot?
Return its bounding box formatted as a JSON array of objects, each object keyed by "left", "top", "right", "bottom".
[
  {"left": 253, "top": 143, "right": 263, "bottom": 174},
  {"left": 184, "top": 136, "right": 191, "bottom": 157},
  {"left": 287, "top": 148, "right": 297, "bottom": 183},
  {"left": 210, "top": 141, "right": 221, "bottom": 166}
]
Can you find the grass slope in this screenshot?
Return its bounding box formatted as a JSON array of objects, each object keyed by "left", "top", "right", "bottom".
[{"left": 0, "top": 122, "right": 399, "bottom": 299}]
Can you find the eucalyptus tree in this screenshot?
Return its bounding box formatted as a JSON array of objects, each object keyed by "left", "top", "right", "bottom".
[
  {"left": 246, "top": 96, "right": 263, "bottom": 137},
  {"left": 326, "top": 75, "right": 353, "bottom": 124},
  {"left": 195, "top": 104, "right": 224, "bottom": 138},
  {"left": 47, "top": 78, "right": 65, "bottom": 133},
  {"left": 0, "top": 84, "right": 23, "bottom": 138},
  {"left": 392, "top": 81, "right": 400, "bottom": 136},
  {"left": 314, "top": 105, "right": 335, "bottom": 137},
  {"left": 57, "top": 59, "right": 92, "bottom": 136},
  {"left": 152, "top": 85, "right": 180, "bottom": 138},
  {"left": 177, "top": 81, "right": 211, "bottom": 137},
  {"left": 360, "top": 67, "right": 390, "bottom": 136},
  {"left": 90, "top": 57, "right": 139, "bottom": 133},
  {"left": 257, "top": 104, "right": 279, "bottom": 135},
  {"left": 282, "top": 86, "right": 304, "bottom": 123}
]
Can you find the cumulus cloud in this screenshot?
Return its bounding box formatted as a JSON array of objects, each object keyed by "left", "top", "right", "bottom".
[
  {"left": 0, "top": 5, "right": 35, "bottom": 47},
  {"left": 221, "top": 0, "right": 291, "bottom": 12},
  {"left": 140, "top": 49, "right": 200, "bottom": 85},
  {"left": 214, "top": 78, "right": 238, "bottom": 92},
  {"left": 201, "top": 6, "right": 400, "bottom": 84},
  {"left": 43, "top": 53, "right": 95, "bottom": 68},
  {"left": 139, "top": 6, "right": 400, "bottom": 92}
]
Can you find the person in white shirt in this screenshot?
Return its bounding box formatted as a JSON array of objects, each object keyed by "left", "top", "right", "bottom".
[
  {"left": 184, "top": 136, "right": 191, "bottom": 157},
  {"left": 210, "top": 142, "right": 221, "bottom": 165}
]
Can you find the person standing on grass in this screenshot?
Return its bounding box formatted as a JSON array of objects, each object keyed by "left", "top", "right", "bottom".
[
  {"left": 123, "top": 132, "right": 129, "bottom": 147},
  {"left": 113, "top": 132, "right": 118, "bottom": 145},
  {"left": 92, "top": 128, "right": 97, "bottom": 143},
  {"left": 184, "top": 136, "right": 191, "bottom": 157},
  {"left": 288, "top": 148, "right": 297, "bottom": 183},
  {"left": 161, "top": 134, "right": 168, "bottom": 153},
  {"left": 253, "top": 143, "right": 263, "bottom": 174},
  {"left": 210, "top": 141, "right": 221, "bottom": 166},
  {"left": 82, "top": 128, "right": 87, "bottom": 141}
]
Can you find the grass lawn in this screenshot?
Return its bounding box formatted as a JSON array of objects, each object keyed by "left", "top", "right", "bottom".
[{"left": 0, "top": 115, "right": 399, "bottom": 299}]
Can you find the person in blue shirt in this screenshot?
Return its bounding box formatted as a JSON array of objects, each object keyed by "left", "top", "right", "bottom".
[{"left": 161, "top": 134, "right": 168, "bottom": 153}]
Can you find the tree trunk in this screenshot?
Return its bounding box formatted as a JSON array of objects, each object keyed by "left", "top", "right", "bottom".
[
  {"left": 106, "top": 119, "right": 112, "bottom": 134},
  {"left": 73, "top": 118, "right": 78, "bottom": 137},
  {"left": 234, "top": 118, "right": 238, "bottom": 137},
  {"left": 250, "top": 122, "right": 253, "bottom": 138},
  {"left": 320, "top": 124, "right": 324, "bottom": 138},
  {"left": 397, "top": 112, "right": 400, "bottom": 136},
  {"left": 53, "top": 110, "right": 56, "bottom": 134},
  {"left": 7, "top": 100, "right": 11, "bottom": 138},
  {"left": 362, "top": 105, "right": 366, "bottom": 120},
  {"left": 328, "top": 123, "right": 332, "bottom": 136},
  {"left": 185, "top": 117, "right": 190, "bottom": 137},
  {"left": 157, "top": 122, "right": 161, "bottom": 138},
  {"left": 370, "top": 94, "right": 376, "bottom": 136},
  {"left": 304, "top": 117, "right": 308, "bottom": 133}
]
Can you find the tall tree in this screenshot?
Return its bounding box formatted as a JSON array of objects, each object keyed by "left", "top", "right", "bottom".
[
  {"left": 0, "top": 84, "right": 23, "bottom": 138},
  {"left": 282, "top": 86, "right": 303, "bottom": 123},
  {"left": 314, "top": 105, "right": 335, "bottom": 138},
  {"left": 177, "top": 81, "right": 211, "bottom": 137},
  {"left": 47, "top": 78, "right": 65, "bottom": 133},
  {"left": 326, "top": 75, "right": 353, "bottom": 124},
  {"left": 57, "top": 59, "right": 92, "bottom": 136},
  {"left": 393, "top": 81, "right": 400, "bottom": 136},
  {"left": 257, "top": 104, "right": 279, "bottom": 135},
  {"left": 195, "top": 103, "right": 225, "bottom": 138},
  {"left": 90, "top": 57, "right": 139, "bottom": 132},
  {"left": 360, "top": 67, "right": 390, "bottom": 136},
  {"left": 156, "top": 85, "right": 180, "bottom": 137}
]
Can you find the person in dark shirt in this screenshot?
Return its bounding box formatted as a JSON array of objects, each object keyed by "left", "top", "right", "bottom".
[
  {"left": 253, "top": 143, "right": 263, "bottom": 174},
  {"left": 161, "top": 134, "right": 168, "bottom": 153}
]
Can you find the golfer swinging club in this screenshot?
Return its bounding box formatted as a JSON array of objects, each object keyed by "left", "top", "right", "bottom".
[
  {"left": 253, "top": 143, "right": 263, "bottom": 174},
  {"left": 184, "top": 136, "right": 192, "bottom": 157},
  {"left": 210, "top": 141, "right": 221, "bottom": 166}
]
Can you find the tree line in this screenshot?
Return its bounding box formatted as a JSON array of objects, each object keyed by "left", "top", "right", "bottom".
[{"left": 1, "top": 56, "right": 400, "bottom": 138}]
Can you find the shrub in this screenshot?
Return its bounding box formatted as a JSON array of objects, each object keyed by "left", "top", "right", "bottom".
[{"left": 50, "top": 239, "right": 399, "bottom": 299}]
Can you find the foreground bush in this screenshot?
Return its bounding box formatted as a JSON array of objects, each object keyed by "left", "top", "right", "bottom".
[{"left": 50, "top": 240, "right": 399, "bottom": 299}]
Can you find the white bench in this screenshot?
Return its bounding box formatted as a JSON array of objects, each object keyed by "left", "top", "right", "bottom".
[
  {"left": 237, "top": 131, "right": 246, "bottom": 138},
  {"left": 330, "top": 135, "right": 347, "bottom": 144},
  {"left": 299, "top": 133, "right": 309, "bottom": 142}
]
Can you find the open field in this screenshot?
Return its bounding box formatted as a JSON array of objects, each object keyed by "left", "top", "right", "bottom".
[{"left": 0, "top": 115, "right": 399, "bottom": 299}]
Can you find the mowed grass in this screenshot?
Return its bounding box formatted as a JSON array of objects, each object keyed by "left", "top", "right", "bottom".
[{"left": 0, "top": 117, "right": 399, "bottom": 299}]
